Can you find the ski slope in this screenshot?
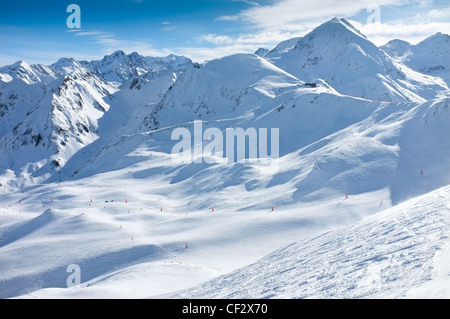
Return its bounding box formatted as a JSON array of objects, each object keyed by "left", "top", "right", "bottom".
[
  {"left": 0, "top": 149, "right": 393, "bottom": 298},
  {"left": 1, "top": 173, "right": 449, "bottom": 299},
  {"left": 174, "top": 185, "right": 450, "bottom": 299}
]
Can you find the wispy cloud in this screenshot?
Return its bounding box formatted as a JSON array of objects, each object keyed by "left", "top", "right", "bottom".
[
  {"left": 426, "top": 8, "right": 450, "bottom": 20},
  {"left": 352, "top": 2, "right": 450, "bottom": 45},
  {"left": 191, "top": 29, "right": 305, "bottom": 61},
  {"left": 72, "top": 31, "right": 105, "bottom": 37},
  {"left": 197, "top": 34, "right": 235, "bottom": 45},
  {"left": 68, "top": 29, "right": 170, "bottom": 59},
  {"left": 215, "top": 15, "right": 240, "bottom": 22},
  {"left": 174, "top": 43, "right": 263, "bottom": 62},
  {"left": 237, "top": 0, "right": 401, "bottom": 30},
  {"left": 161, "top": 22, "right": 177, "bottom": 31},
  {"left": 232, "top": 0, "right": 260, "bottom": 6},
  {"left": 352, "top": 20, "right": 450, "bottom": 45}
]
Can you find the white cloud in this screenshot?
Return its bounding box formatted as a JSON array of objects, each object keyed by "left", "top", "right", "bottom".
[
  {"left": 160, "top": 21, "right": 177, "bottom": 31},
  {"left": 232, "top": 0, "right": 260, "bottom": 6},
  {"left": 422, "top": 7, "right": 450, "bottom": 22},
  {"left": 66, "top": 30, "right": 171, "bottom": 60},
  {"left": 352, "top": 20, "right": 450, "bottom": 45},
  {"left": 197, "top": 34, "right": 235, "bottom": 45},
  {"left": 238, "top": 0, "right": 401, "bottom": 30},
  {"left": 189, "top": 29, "right": 306, "bottom": 62},
  {"left": 73, "top": 31, "right": 106, "bottom": 37},
  {"left": 215, "top": 15, "right": 240, "bottom": 22},
  {"left": 414, "top": 0, "right": 434, "bottom": 8},
  {"left": 173, "top": 43, "right": 263, "bottom": 63}
]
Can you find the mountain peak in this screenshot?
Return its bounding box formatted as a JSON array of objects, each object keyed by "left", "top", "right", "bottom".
[
  {"left": 54, "top": 57, "right": 76, "bottom": 63},
  {"left": 128, "top": 51, "right": 141, "bottom": 58},
  {"left": 112, "top": 50, "right": 127, "bottom": 57},
  {"left": 0, "top": 60, "right": 43, "bottom": 84},
  {"left": 51, "top": 57, "right": 84, "bottom": 76},
  {"left": 384, "top": 39, "right": 411, "bottom": 46},
  {"left": 7, "top": 60, "right": 31, "bottom": 70},
  {"left": 52, "top": 57, "right": 79, "bottom": 68},
  {"left": 428, "top": 32, "right": 450, "bottom": 39},
  {"left": 100, "top": 50, "right": 128, "bottom": 64},
  {"left": 381, "top": 39, "right": 412, "bottom": 59},
  {"left": 254, "top": 48, "right": 270, "bottom": 57},
  {"left": 418, "top": 32, "right": 450, "bottom": 45},
  {"left": 312, "top": 17, "right": 367, "bottom": 40}
]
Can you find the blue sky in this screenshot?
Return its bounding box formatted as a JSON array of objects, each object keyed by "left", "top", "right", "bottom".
[{"left": 0, "top": 0, "right": 449, "bottom": 65}]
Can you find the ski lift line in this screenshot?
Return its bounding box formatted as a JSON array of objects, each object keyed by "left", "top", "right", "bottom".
[
  {"left": 170, "top": 242, "right": 190, "bottom": 258},
  {"left": 256, "top": 100, "right": 291, "bottom": 119},
  {"left": 126, "top": 115, "right": 255, "bottom": 139},
  {"left": 175, "top": 248, "right": 187, "bottom": 257}
]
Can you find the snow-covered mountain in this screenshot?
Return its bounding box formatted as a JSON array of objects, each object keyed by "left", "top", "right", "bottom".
[
  {"left": 80, "top": 50, "right": 192, "bottom": 85},
  {"left": 0, "top": 60, "right": 116, "bottom": 185},
  {"left": 381, "top": 32, "right": 450, "bottom": 85},
  {"left": 1, "top": 18, "right": 450, "bottom": 299},
  {"left": 0, "top": 52, "right": 192, "bottom": 186},
  {"left": 265, "top": 18, "right": 448, "bottom": 103}
]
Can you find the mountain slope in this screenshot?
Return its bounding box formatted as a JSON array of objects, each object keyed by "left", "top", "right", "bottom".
[
  {"left": 381, "top": 33, "right": 450, "bottom": 86},
  {"left": 142, "top": 53, "right": 311, "bottom": 129},
  {"left": 174, "top": 185, "right": 450, "bottom": 299},
  {"left": 55, "top": 49, "right": 450, "bottom": 208},
  {"left": 0, "top": 52, "right": 192, "bottom": 187},
  {"left": 0, "top": 61, "right": 116, "bottom": 185}
]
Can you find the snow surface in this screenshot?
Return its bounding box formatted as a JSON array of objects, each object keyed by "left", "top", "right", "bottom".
[
  {"left": 1, "top": 18, "right": 450, "bottom": 299},
  {"left": 173, "top": 185, "right": 450, "bottom": 299}
]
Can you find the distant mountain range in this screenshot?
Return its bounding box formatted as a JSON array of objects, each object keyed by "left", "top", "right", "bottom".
[{"left": 1, "top": 17, "right": 449, "bottom": 196}]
